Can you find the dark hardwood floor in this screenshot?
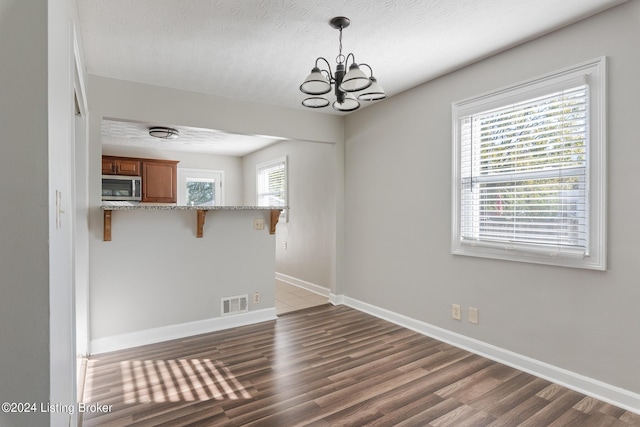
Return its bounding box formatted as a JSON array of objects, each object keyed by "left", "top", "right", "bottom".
[{"left": 81, "top": 305, "right": 640, "bottom": 426}]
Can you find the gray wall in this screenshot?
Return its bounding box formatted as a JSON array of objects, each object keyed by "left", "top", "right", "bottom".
[
  {"left": 344, "top": 0, "right": 640, "bottom": 395},
  {"left": 243, "top": 140, "right": 336, "bottom": 291},
  {"left": 90, "top": 209, "right": 277, "bottom": 339},
  {"left": 0, "top": 1, "right": 49, "bottom": 426}
]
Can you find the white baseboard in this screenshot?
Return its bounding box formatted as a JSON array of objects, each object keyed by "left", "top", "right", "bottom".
[
  {"left": 90, "top": 308, "right": 277, "bottom": 355},
  {"left": 329, "top": 293, "right": 343, "bottom": 306},
  {"left": 275, "top": 272, "right": 330, "bottom": 297},
  {"left": 338, "top": 295, "right": 640, "bottom": 415}
]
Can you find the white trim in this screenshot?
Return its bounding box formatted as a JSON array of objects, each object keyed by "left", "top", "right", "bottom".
[
  {"left": 275, "top": 272, "right": 330, "bottom": 297},
  {"left": 72, "top": 24, "right": 88, "bottom": 118},
  {"left": 329, "top": 293, "right": 344, "bottom": 306},
  {"left": 335, "top": 295, "right": 640, "bottom": 415},
  {"left": 90, "top": 308, "right": 276, "bottom": 355}
]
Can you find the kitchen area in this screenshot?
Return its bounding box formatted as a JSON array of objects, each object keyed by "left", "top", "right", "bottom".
[{"left": 100, "top": 153, "right": 282, "bottom": 242}]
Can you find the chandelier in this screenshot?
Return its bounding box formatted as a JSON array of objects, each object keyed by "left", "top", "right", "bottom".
[{"left": 300, "top": 16, "right": 386, "bottom": 112}]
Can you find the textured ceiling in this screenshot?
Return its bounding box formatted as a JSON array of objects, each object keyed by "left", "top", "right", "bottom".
[
  {"left": 102, "top": 119, "right": 282, "bottom": 156},
  {"left": 79, "top": 0, "right": 626, "bottom": 154}
]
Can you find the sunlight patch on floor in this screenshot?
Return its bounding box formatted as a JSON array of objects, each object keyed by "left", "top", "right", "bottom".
[{"left": 116, "top": 358, "right": 251, "bottom": 404}]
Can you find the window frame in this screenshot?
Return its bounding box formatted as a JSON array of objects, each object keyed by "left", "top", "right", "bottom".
[
  {"left": 256, "top": 156, "right": 288, "bottom": 220},
  {"left": 177, "top": 168, "right": 224, "bottom": 206},
  {"left": 451, "top": 57, "right": 606, "bottom": 270}
]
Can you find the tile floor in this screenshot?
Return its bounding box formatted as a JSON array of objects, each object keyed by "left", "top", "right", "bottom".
[{"left": 275, "top": 279, "right": 329, "bottom": 315}]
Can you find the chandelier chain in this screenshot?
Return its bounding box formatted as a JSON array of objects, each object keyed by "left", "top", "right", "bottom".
[{"left": 337, "top": 27, "right": 344, "bottom": 64}]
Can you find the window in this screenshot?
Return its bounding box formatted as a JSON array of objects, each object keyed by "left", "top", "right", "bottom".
[
  {"left": 452, "top": 58, "right": 606, "bottom": 270},
  {"left": 177, "top": 168, "right": 224, "bottom": 206},
  {"left": 256, "top": 156, "right": 287, "bottom": 217}
]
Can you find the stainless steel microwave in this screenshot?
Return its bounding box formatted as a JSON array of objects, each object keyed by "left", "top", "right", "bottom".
[{"left": 102, "top": 175, "right": 142, "bottom": 201}]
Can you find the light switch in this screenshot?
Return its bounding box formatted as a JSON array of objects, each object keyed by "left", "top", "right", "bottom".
[
  {"left": 254, "top": 218, "right": 265, "bottom": 230},
  {"left": 56, "top": 190, "right": 65, "bottom": 229}
]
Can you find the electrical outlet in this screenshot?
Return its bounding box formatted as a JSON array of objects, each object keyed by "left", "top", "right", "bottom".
[
  {"left": 469, "top": 307, "right": 479, "bottom": 324},
  {"left": 452, "top": 304, "right": 461, "bottom": 320},
  {"left": 253, "top": 292, "right": 260, "bottom": 304},
  {"left": 254, "top": 218, "right": 265, "bottom": 230}
]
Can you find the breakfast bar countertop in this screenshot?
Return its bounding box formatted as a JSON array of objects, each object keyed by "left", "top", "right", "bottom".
[
  {"left": 101, "top": 202, "right": 286, "bottom": 211},
  {"left": 100, "top": 202, "right": 286, "bottom": 240}
]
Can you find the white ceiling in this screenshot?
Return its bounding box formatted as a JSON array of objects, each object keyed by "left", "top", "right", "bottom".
[
  {"left": 101, "top": 119, "right": 283, "bottom": 156},
  {"left": 79, "top": 0, "right": 626, "bottom": 154}
]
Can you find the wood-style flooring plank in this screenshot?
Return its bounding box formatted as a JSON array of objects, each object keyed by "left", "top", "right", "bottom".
[{"left": 81, "top": 304, "right": 639, "bottom": 426}]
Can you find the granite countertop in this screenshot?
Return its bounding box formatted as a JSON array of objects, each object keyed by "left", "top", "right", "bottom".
[{"left": 101, "top": 202, "right": 286, "bottom": 211}]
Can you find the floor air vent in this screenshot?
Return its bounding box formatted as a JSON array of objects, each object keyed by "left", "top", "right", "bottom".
[{"left": 221, "top": 295, "right": 249, "bottom": 316}]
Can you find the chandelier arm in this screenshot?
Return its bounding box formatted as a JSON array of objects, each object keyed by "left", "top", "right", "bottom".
[
  {"left": 358, "top": 63, "right": 374, "bottom": 77},
  {"left": 344, "top": 52, "right": 356, "bottom": 68},
  {"left": 315, "top": 57, "right": 336, "bottom": 81}
]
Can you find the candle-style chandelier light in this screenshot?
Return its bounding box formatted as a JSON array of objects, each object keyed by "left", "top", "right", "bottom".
[{"left": 299, "top": 16, "right": 386, "bottom": 112}]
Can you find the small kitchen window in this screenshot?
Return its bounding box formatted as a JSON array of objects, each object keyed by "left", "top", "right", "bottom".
[{"left": 178, "top": 168, "right": 224, "bottom": 206}]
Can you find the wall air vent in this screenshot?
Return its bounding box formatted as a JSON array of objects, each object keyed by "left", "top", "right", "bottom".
[{"left": 221, "top": 295, "right": 249, "bottom": 316}]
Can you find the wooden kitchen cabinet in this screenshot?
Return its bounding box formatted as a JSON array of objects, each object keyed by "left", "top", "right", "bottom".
[
  {"left": 141, "top": 159, "right": 179, "bottom": 203},
  {"left": 102, "top": 155, "right": 179, "bottom": 202},
  {"left": 102, "top": 156, "right": 141, "bottom": 176}
]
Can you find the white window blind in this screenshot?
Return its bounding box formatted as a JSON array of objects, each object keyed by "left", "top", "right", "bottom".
[
  {"left": 452, "top": 57, "right": 606, "bottom": 270},
  {"left": 460, "top": 85, "right": 588, "bottom": 255},
  {"left": 256, "top": 157, "right": 287, "bottom": 207}
]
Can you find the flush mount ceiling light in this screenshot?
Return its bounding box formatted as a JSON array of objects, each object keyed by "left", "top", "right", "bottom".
[
  {"left": 148, "top": 126, "right": 179, "bottom": 139},
  {"left": 300, "top": 16, "right": 386, "bottom": 112}
]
